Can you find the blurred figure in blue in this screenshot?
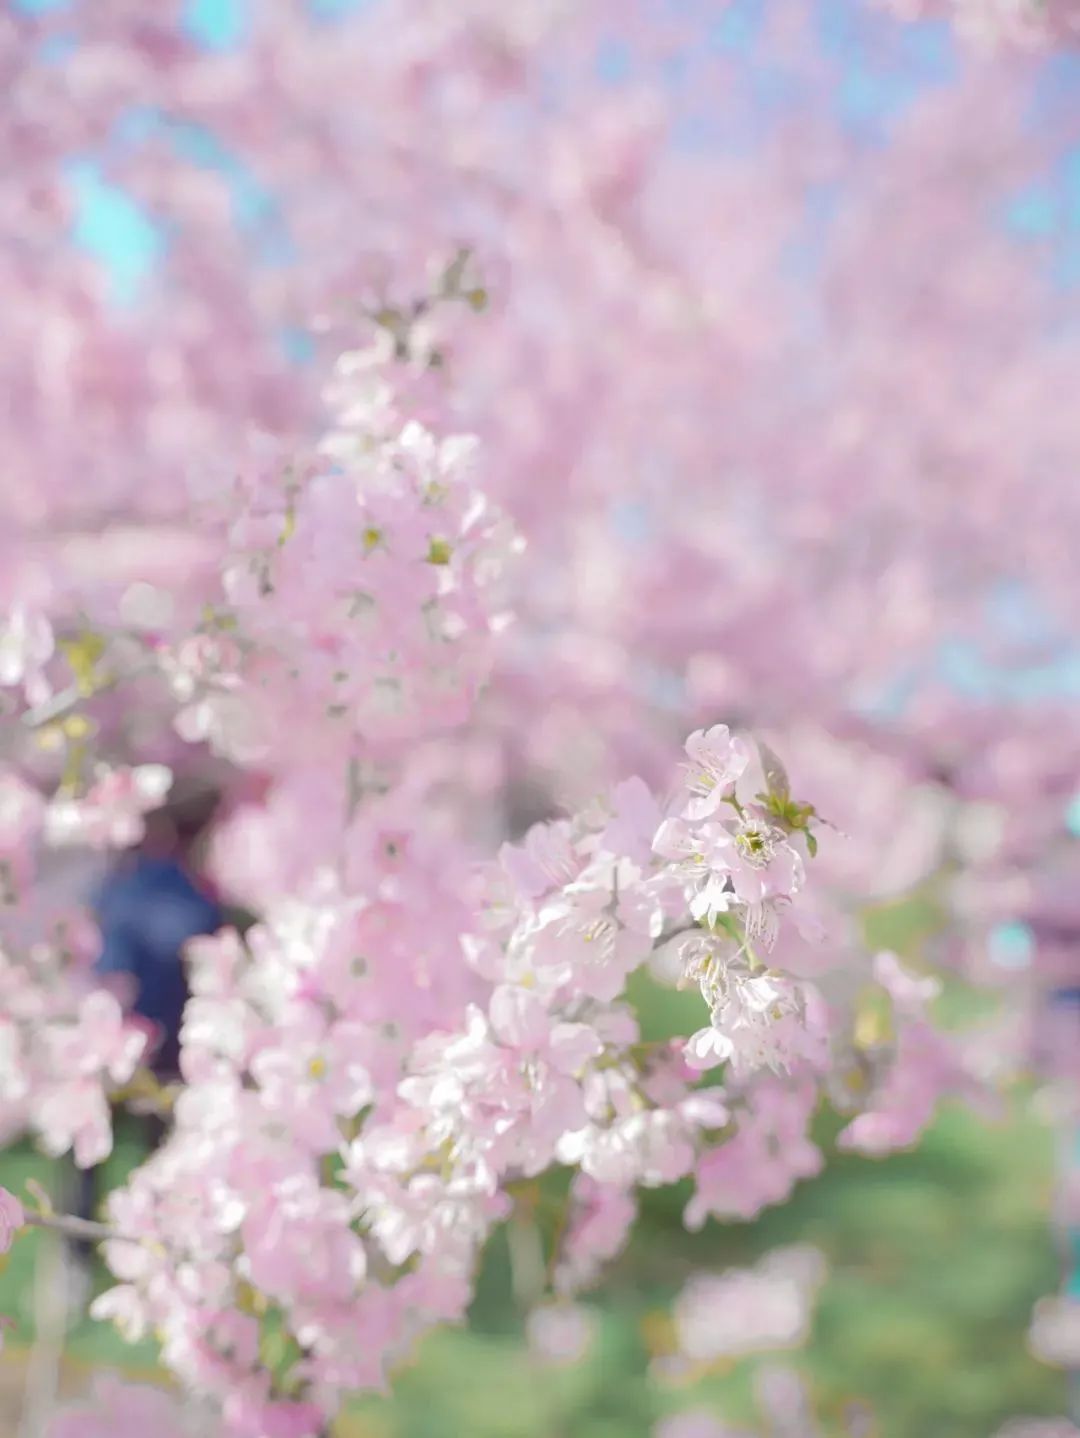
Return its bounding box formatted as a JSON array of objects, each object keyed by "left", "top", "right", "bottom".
[
  {"left": 92, "top": 782, "right": 223, "bottom": 1080},
  {"left": 73, "top": 783, "right": 224, "bottom": 1246}
]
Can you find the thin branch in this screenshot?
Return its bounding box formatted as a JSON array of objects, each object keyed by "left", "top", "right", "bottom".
[
  {"left": 20, "top": 682, "right": 89, "bottom": 731},
  {"left": 21, "top": 653, "right": 156, "bottom": 731},
  {"left": 22, "top": 1210, "right": 136, "bottom": 1245}
]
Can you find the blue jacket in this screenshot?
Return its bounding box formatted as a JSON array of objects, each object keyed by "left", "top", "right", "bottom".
[{"left": 93, "top": 857, "right": 223, "bottom": 1075}]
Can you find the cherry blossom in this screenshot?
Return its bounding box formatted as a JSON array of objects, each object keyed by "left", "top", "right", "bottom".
[
  {"left": 525, "top": 1301, "right": 598, "bottom": 1366},
  {"left": 45, "top": 764, "right": 173, "bottom": 851},
  {"left": 653, "top": 1414, "right": 754, "bottom": 1438},
  {"left": 0, "top": 607, "right": 54, "bottom": 703},
  {"left": 0, "top": 1184, "right": 23, "bottom": 1252},
  {"left": 0, "top": 2, "right": 1076, "bottom": 1431},
  {"left": 664, "top": 1245, "right": 827, "bottom": 1372},
  {"left": 1028, "top": 1294, "right": 1080, "bottom": 1369},
  {"left": 44, "top": 1375, "right": 213, "bottom": 1438}
]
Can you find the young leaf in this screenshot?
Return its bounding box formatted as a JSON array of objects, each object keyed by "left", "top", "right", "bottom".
[{"left": 757, "top": 740, "right": 790, "bottom": 805}]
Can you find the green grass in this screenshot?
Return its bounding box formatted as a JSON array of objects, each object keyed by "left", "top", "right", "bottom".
[
  {"left": 0, "top": 959, "right": 1070, "bottom": 1437},
  {"left": 345, "top": 1094, "right": 1066, "bottom": 1438},
  {"left": 2, "top": 1087, "right": 1064, "bottom": 1438}
]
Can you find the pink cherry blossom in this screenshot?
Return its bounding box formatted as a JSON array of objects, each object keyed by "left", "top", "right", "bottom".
[
  {"left": 653, "top": 1412, "right": 753, "bottom": 1438},
  {"left": 0, "top": 1185, "right": 23, "bottom": 1252},
  {"left": 0, "top": 606, "right": 54, "bottom": 701},
  {"left": 525, "top": 1301, "right": 597, "bottom": 1366},
  {"left": 681, "top": 726, "right": 750, "bottom": 821},
  {"left": 1028, "top": 1295, "right": 1080, "bottom": 1369},
  {"left": 993, "top": 1425, "right": 1080, "bottom": 1438},
  {"left": 668, "top": 1245, "right": 826, "bottom": 1367},
  {"left": 45, "top": 764, "right": 173, "bottom": 850},
  {"left": 45, "top": 1376, "right": 208, "bottom": 1438},
  {"left": 1, "top": 4, "right": 1077, "bottom": 1429}
]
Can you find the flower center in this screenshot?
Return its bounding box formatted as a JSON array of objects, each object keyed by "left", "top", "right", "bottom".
[{"left": 735, "top": 822, "right": 776, "bottom": 869}]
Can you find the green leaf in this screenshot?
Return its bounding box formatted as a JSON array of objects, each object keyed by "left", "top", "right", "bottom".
[{"left": 757, "top": 740, "right": 790, "bottom": 804}]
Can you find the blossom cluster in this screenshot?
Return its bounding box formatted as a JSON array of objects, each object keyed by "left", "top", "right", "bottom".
[
  {"left": 0, "top": 324, "right": 1004, "bottom": 1434},
  {"left": 0, "top": 767, "right": 150, "bottom": 1165},
  {"left": 883, "top": 0, "right": 1080, "bottom": 48},
  {"left": 170, "top": 337, "right": 520, "bottom": 768},
  {"left": 65, "top": 724, "right": 856, "bottom": 1434},
  {"left": 662, "top": 1244, "right": 827, "bottom": 1375},
  {"left": 3, "top": 4, "right": 1073, "bottom": 1430},
  {"left": 43, "top": 1375, "right": 213, "bottom": 1438},
  {"left": 0, "top": 682, "right": 983, "bottom": 1437}
]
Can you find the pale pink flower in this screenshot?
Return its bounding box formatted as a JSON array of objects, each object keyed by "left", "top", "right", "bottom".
[
  {"left": 725, "top": 818, "right": 802, "bottom": 908},
  {"left": 45, "top": 764, "right": 172, "bottom": 850},
  {"left": 1028, "top": 1295, "right": 1080, "bottom": 1369},
  {"left": 684, "top": 1025, "right": 734, "bottom": 1070},
  {"left": 671, "top": 1245, "right": 826, "bottom": 1364},
  {"left": 221, "top": 1375, "right": 326, "bottom": 1438},
  {"left": 993, "top": 1424, "right": 1080, "bottom": 1438},
  {"left": 681, "top": 725, "right": 750, "bottom": 820},
  {"left": 653, "top": 1411, "right": 752, "bottom": 1438},
  {"left": 873, "top": 950, "right": 941, "bottom": 1012},
  {"left": 488, "top": 983, "right": 550, "bottom": 1050},
  {"left": 500, "top": 819, "right": 581, "bottom": 899},
  {"left": 45, "top": 1375, "right": 203, "bottom": 1438},
  {"left": 599, "top": 776, "right": 664, "bottom": 867},
  {"left": 554, "top": 1176, "right": 636, "bottom": 1295},
  {"left": 37, "top": 1079, "right": 114, "bottom": 1168},
  {"left": 0, "top": 768, "right": 45, "bottom": 900},
  {"left": 0, "top": 1185, "right": 23, "bottom": 1252},
  {"left": 0, "top": 606, "right": 54, "bottom": 698},
  {"left": 525, "top": 1301, "right": 597, "bottom": 1366}
]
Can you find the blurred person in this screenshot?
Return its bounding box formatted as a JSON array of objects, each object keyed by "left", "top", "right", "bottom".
[
  {"left": 91, "top": 780, "right": 224, "bottom": 1081},
  {"left": 70, "top": 781, "right": 225, "bottom": 1273}
]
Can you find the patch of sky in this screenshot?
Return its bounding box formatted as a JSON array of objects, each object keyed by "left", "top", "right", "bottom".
[
  {"left": 707, "top": 0, "right": 765, "bottom": 54},
  {"left": 167, "top": 120, "right": 293, "bottom": 263},
  {"left": 1001, "top": 144, "right": 1080, "bottom": 291},
  {"left": 38, "top": 31, "right": 76, "bottom": 62},
  {"left": 854, "top": 578, "right": 1080, "bottom": 719},
  {"left": 308, "top": 0, "right": 372, "bottom": 19},
  {"left": 279, "top": 327, "right": 317, "bottom": 365},
  {"left": 595, "top": 37, "right": 633, "bottom": 85},
  {"left": 641, "top": 663, "right": 687, "bottom": 712},
  {"left": 1068, "top": 1237, "right": 1080, "bottom": 1301},
  {"left": 612, "top": 500, "right": 652, "bottom": 546},
  {"left": 988, "top": 920, "right": 1034, "bottom": 972},
  {"left": 1005, "top": 186, "right": 1058, "bottom": 240},
  {"left": 183, "top": 0, "right": 248, "bottom": 50},
  {"left": 67, "top": 161, "right": 166, "bottom": 307},
  {"left": 1024, "top": 47, "right": 1080, "bottom": 141},
  {"left": 817, "top": 0, "right": 957, "bottom": 143},
  {"left": 987, "top": 578, "right": 1051, "bottom": 639},
  {"left": 1051, "top": 245, "right": 1080, "bottom": 289},
  {"left": 854, "top": 665, "right": 922, "bottom": 724},
  {"left": 931, "top": 580, "right": 1080, "bottom": 705},
  {"left": 936, "top": 636, "right": 1080, "bottom": 705},
  {"left": 781, "top": 174, "right": 849, "bottom": 289}
]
